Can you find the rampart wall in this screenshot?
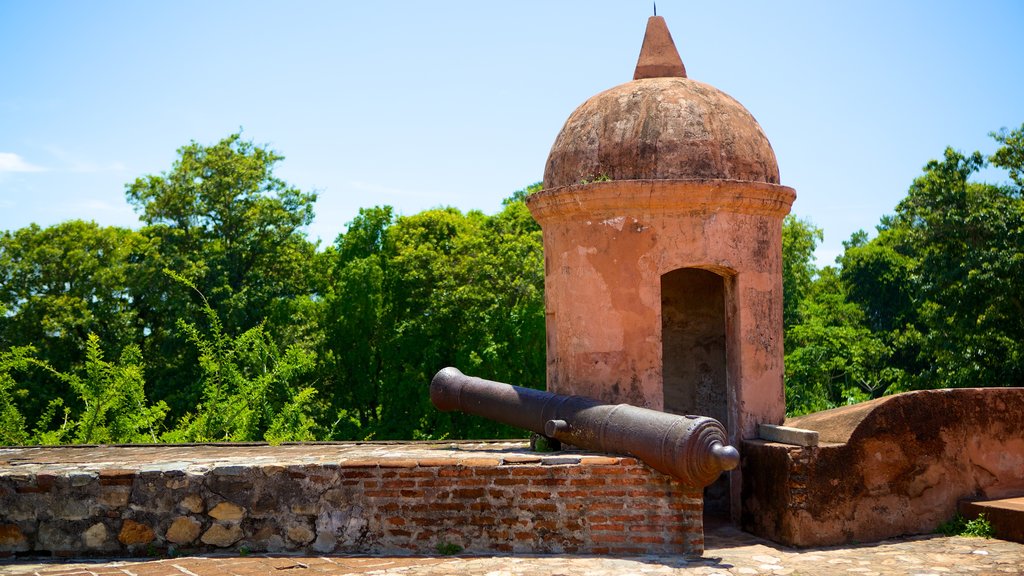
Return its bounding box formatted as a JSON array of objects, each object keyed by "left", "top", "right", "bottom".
[{"left": 0, "top": 442, "right": 703, "bottom": 557}]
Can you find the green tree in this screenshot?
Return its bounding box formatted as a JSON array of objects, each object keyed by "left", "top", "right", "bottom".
[
  {"left": 318, "top": 184, "right": 547, "bottom": 440},
  {"left": 781, "top": 215, "right": 823, "bottom": 332},
  {"left": 0, "top": 221, "right": 148, "bottom": 423},
  {"left": 319, "top": 206, "right": 394, "bottom": 437},
  {"left": 783, "top": 268, "right": 898, "bottom": 415},
  {"left": 124, "top": 133, "right": 319, "bottom": 416}
]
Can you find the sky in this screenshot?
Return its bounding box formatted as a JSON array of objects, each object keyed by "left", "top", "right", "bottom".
[{"left": 2, "top": 1, "right": 1022, "bottom": 265}]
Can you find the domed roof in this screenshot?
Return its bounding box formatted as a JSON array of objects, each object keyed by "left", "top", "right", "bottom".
[{"left": 543, "top": 17, "right": 780, "bottom": 189}]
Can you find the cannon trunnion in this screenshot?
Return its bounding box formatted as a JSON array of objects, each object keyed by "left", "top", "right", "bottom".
[{"left": 430, "top": 367, "right": 739, "bottom": 488}]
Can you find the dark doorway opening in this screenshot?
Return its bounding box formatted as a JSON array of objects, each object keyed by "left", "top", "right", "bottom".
[{"left": 661, "top": 267, "right": 730, "bottom": 516}]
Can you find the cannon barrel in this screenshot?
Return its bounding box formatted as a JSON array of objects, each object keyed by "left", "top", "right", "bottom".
[{"left": 430, "top": 367, "right": 739, "bottom": 488}]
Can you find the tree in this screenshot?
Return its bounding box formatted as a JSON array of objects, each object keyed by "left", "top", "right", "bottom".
[
  {"left": 319, "top": 206, "right": 394, "bottom": 437},
  {"left": 316, "top": 184, "right": 547, "bottom": 440},
  {"left": 781, "top": 215, "right": 823, "bottom": 332},
  {"left": 124, "top": 133, "right": 319, "bottom": 416},
  {"left": 0, "top": 221, "right": 147, "bottom": 424}
]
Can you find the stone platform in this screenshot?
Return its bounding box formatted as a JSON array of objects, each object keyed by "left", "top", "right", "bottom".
[
  {"left": 0, "top": 441, "right": 702, "bottom": 558},
  {"left": 5, "top": 519, "right": 1024, "bottom": 576}
]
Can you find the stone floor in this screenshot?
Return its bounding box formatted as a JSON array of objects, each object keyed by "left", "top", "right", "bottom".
[{"left": 3, "top": 519, "right": 1022, "bottom": 576}]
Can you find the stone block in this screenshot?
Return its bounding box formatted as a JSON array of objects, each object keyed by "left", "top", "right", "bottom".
[
  {"left": 83, "top": 522, "right": 114, "bottom": 550},
  {"left": 758, "top": 424, "right": 819, "bottom": 447},
  {"left": 200, "top": 523, "right": 243, "bottom": 547},
  {"left": 208, "top": 502, "right": 245, "bottom": 522},
  {"left": 286, "top": 521, "right": 315, "bottom": 545},
  {"left": 38, "top": 521, "right": 80, "bottom": 551},
  {"left": 0, "top": 523, "right": 29, "bottom": 552},
  {"left": 179, "top": 493, "right": 204, "bottom": 513},
  {"left": 165, "top": 516, "right": 202, "bottom": 545},
  {"left": 118, "top": 519, "right": 155, "bottom": 545}
]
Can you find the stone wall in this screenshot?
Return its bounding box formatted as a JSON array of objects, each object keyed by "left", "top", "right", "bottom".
[
  {"left": 741, "top": 388, "right": 1024, "bottom": 547},
  {"left": 0, "top": 442, "right": 703, "bottom": 557}
]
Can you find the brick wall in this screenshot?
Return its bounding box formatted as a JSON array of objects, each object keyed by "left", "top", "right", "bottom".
[{"left": 0, "top": 442, "right": 703, "bottom": 557}]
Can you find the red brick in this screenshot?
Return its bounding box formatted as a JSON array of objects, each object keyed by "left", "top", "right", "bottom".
[
  {"left": 363, "top": 490, "right": 395, "bottom": 498},
  {"left": 493, "top": 478, "right": 529, "bottom": 486},
  {"left": 579, "top": 456, "right": 622, "bottom": 465},
  {"left": 471, "top": 466, "right": 511, "bottom": 477},
  {"left": 403, "top": 469, "right": 437, "bottom": 478},
  {"left": 341, "top": 469, "right": 376, "bottom": 479},
  {"left": 508, "top": 467, "right": 550, "bottom": 477},
  {"left": 586, "top": 502, "right": 626, "bottom": 511},
  {"left": 519, "top": 490, "right": 551, "bottom": 499},
  {"left": 399, "top": 489, "right": 424, "bottom": 498},
  {"left": 590, "top": 489, "right": 628, "bottom": 498},
  {"left": 452, "top": 488, "right": 485, "bottom": 499},
  {"left": 438, "top": 468, "right": 473, "bottom": 478},
  {"left": 608, "top": 546, "right": 647, "bottom": 554},
  {"left": 631, "top": 535, "right": 667, "bottom": 544},
  {"left": 341, "top": 459, "right": 381, "bottom": 468},
  {"left": 529, "top": 478, "right": 566, "bottom": 487},
  {"left": 585, "top": 465, "right": 629, "bottom": 475},
  {"left": 590, "top": 523, "right": 625, "bottom": 532},
  {"left": 556, "top": 490, "right": 589, "bottom": 498},
  {"left": 428, "top": 502, "right": 465, "bottom": 512},
  {"left": 457, "top": 458, "right": 503, "bottom": 467},
  {"left": 592, "top": 533, "right": 626, "bottom": 543},
  {"left": 378, "top": 458, "right": 419, "bottom": 468},
  {"left": 568, "top": 477, "right": 607, "bottom": 487},
  {"left": 607, "top": 514, "right": 645, "bottom": 522},
  {"left": 532, "top": 503, "right": 557, "bottom": 513}
]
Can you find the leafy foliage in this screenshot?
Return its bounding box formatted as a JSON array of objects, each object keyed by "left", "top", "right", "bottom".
[
  {"left": 3, "top": 122, "right": 1023, "bottom": 442},
  {"left": 160, "top": 271, "right": 318, "bottom": 443},
  {"left": 937, "top": 513, "right": 995, "bottom": 538},
  {"left": 784, "top": 124, "right": 1024, "bottom": 414}
]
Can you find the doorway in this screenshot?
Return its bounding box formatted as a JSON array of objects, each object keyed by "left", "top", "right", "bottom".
[{"left": 661, "top": 267, "right": 730, "bottom": 515}]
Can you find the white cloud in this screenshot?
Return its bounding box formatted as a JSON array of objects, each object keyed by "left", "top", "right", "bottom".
[{"left": 0, "top": 152, "right": 45, "bottom": 173}]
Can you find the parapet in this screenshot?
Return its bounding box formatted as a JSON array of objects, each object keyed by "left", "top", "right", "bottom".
[
  {"left": 741, "top": 388, "right": 1024, "bottom": 546},
  {"left": 1, "top": 441, "right": 703, "bottom": 557}
]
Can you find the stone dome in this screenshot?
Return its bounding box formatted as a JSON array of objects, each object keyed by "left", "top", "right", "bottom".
[{"left": 542, "top": 18, "right": 780, "bottom": 189}]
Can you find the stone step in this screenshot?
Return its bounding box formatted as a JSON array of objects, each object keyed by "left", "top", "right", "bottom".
[{"left": 958, "top": 496, "right": 1024, "bottom": 543}]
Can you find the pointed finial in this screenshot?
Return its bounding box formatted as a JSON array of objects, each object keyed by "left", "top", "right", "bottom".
[
  {"left": 653, "top": 2, "right": 657, "bottom": 16},
  {"left": 633, "top": 16, "right": 687, "bottom": 80}
]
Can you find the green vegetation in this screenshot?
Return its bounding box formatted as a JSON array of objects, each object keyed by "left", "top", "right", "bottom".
[
  {"left": 783, "top": 126, "right": 1024, "bottom": 415},
  {"left": 0, "top": 124, "right": 1022, "bottom": 442},
  {"left": 435, "top": 541, "right": 464, "bottom": 555},
  {"left": 937, "top": 513, "right": 995, "bottom": 538}
]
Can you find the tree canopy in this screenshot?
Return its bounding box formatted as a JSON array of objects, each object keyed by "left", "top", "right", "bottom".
[{"left": 1, "top": 125, "right": 1022, "bottom": 442}]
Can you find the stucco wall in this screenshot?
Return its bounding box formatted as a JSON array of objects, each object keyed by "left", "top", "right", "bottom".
[
  {"left": 528, "top": 180, "right": 794, "bottom": 444},
  {"left": 741, "top": 388, "right": 1024, "bottom": 547}
]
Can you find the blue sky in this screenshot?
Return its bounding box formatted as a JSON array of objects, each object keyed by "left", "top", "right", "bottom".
[{"left": 2, "top": 1, "right": 1022, "bottom": 264}]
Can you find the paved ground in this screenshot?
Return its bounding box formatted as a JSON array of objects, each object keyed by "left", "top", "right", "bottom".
[{"left": 3, "top": 520, "right": 1022, "bottom": 576}]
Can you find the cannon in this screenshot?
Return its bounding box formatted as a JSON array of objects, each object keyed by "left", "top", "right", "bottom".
[{"left": 430, "top": 367, "right": 740, "bottom": 488}]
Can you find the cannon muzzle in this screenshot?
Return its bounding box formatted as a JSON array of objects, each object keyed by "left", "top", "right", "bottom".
[{"left": 430, "top": 367, "right": 739, "bottom": 488}]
